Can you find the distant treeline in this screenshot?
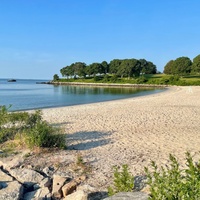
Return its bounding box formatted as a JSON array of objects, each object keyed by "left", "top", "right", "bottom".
[
  {"left": 60, "top": 58, "right": 157, "bottom": 79},
  {"left": 164, "top": 54, "right": 200, "bottom": 75}
]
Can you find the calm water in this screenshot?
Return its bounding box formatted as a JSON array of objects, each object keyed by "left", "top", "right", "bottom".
[{"left": 0, "top": 79, "right": 165, "bottom": 111}]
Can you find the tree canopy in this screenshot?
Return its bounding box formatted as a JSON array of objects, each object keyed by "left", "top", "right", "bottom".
[
  {"left": 164, "top": 56, "right": 192, "bottom": 75},
  {"left": 192, "top": 54, "right": 200, "bottom": 74},
  {"left": 60, "top": 58, "right": 157, "bottom": 79}
]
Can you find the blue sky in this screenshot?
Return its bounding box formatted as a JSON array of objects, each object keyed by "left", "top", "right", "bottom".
[{"left": 1, "top": 0, "right": 200, "bottom": 79}]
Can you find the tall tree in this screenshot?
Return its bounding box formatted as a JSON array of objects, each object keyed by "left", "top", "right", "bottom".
[
  {"left": 192, "top": 54, "right": 200, "bottom": 74},
  {"left": 172, "top": 57, "right": 192, "bottom": 75},
  {"left": 109, "top": 59, "right": 122, "bottom": 74},
  {"left": 101, "top": 61, "right": 109, "bottom": 74},
  {"left": 163, "top": 60, "right": 174, "bottom": 74}
]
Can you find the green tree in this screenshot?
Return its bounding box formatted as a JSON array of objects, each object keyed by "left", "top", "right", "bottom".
[
  {"left": 101, "top": 61, "right": 109, "bottom": 74},
  {"left": 117, "top": 59, "right": 140, "bottom": 78},
  {"left": 140, "top": 59, "right": 157, "bottom": 74},
  {"left": 53, "top": 74, "right": 59, "bottom": 81},
  {"left": 172, "top": 56, "right": 192, "bottom": 75},
  {"left": 163, "top": 60, "right": 174, "bottom": 74},
  {"left": 73, "top": 62, "right": 86, "bottom": 78},
  {"left": 109, "top": 59, "right": 122, "bottom": 74},
  {"left": 192, "top": 54, "right": 200, "bottom": 74}
]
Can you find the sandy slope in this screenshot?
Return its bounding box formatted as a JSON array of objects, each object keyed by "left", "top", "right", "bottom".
[{"left": 42, "top": 86, "right": 200, "bottom": 189}]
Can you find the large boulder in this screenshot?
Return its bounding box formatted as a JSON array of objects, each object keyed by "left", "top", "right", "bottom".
[{"left": 9, "top": 168, "right": 44, "bottom": 188}]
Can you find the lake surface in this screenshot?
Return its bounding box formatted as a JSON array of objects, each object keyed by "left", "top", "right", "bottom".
[{"left": 0, "top": 79, "right": 165, "bottom": 111}]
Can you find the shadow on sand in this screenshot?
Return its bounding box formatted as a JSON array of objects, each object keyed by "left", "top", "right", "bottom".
[{"left": 67, "top": 131, "right": 112, "bottom": 150}]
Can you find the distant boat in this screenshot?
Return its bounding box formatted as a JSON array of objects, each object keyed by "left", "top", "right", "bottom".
[{"left": 7, "top": 79, "right": 16, "bottom": 82}]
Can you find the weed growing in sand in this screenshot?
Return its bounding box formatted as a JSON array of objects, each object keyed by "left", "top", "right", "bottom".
[
  {"left": 145, "top": 152, "right": 200, "bottom": 200},
  {"left": 75, "top": 154, "right": 92, "bottom": 175},
  {"left": 108, "top": 164, "right": 134, "bottom": 196}
]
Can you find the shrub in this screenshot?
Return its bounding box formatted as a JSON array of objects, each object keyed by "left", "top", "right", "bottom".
[
  {"left": 108, "top": 164, "right": 134, "bottom": 196},
  {"left": 0, "top": 106, "right": 66, "bottom": 149},
  {"left": 25, "top": 121, "right": 66, "bottom": 149},
  {"left": 145, "top": 152, "right": 200, "bottom": 200},
  {"left": 110, "top": 75, "right": 118, "bottom": 83}
]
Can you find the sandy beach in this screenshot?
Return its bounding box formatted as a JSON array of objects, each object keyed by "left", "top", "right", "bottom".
[{"left": 41, "top": 86, "right": 200, "bottom": 190}]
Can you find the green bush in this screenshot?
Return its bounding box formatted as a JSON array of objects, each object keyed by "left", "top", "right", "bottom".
[
  {"left": 26, "top": 121, "right": 66, "bottom": 149},
  {"left": 145, "top": 152, "right": 200, "bottom": 200},
  {"left": 0, "top": 106, "right": 66, "bottom": 149},
  {"left": 108, "top": 164, "right": 134, "bottom": 196},
  {"left": 110, "top": 75, "right": 119, "bottom": 83}
]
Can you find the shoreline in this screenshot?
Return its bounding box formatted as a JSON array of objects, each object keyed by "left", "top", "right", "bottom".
[
  {"left": 49, "top": 81, "right": 168, "bottom": 88},
  {"left": 40, "top": 86, "right": 200, "bottom": 190}
]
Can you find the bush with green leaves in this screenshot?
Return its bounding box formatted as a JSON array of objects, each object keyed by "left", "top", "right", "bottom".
[
  {"left": 0, "top": 105, "right": 66, "bottom": 149},
  {"left": 108, "top": 164, "right": 134, "bottom": 196},
  {"left": 25, "top": 121, "right": 66, "bottom": 149},
  {"left": 145, "top": 152, "right": 200, "bottom": 200}
]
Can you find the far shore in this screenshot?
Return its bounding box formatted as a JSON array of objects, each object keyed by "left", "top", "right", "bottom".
[
  {"left": 48, "top": 81, "right": 168, "bottom": 88},
  {"left": 41, "top": 86, "right": 200, "bottom": 190}
]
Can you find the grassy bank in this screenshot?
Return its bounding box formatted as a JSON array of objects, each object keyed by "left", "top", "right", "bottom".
[{"left": 54, "top": 74, "right": 200, "bottom": 86}]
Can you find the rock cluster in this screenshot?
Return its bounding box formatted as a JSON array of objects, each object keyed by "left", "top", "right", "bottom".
[
  {"left": 0, "top": 159, "right": 91, "bottom": 200},
  {"left": 0, "top": 152, "right": 149, "bottom": 200}
]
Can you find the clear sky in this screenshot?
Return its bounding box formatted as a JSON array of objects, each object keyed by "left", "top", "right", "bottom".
[{"left": 1, "top": 0, "right": 200, "bottom": 79}]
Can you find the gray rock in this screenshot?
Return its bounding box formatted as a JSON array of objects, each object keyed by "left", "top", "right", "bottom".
[
  {"left": 34, "top": 187, "right": 51, "bottom": 200},
  {"left": 9, "top": 168, "right": 44, "bottom": 188},
  {"left": 103, "top": 192, "right": 149, "bottom": 200},
  {"left": 0, "top": 180, "right": 24, "bottom": 200},
  {"left": 134, "top": 175, "right": 147, "bottom": 191},
  {"left": 0, "top": 169, "right": 13, "bottom": 182},
  {"left": 63, "top": 190, "right": 87, "bottom": 200}
]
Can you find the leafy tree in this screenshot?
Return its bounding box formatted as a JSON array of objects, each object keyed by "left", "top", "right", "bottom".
[
  {"left": 101, "top": 61, "right": 109, "bottom": 74},
  {"left": 172, "top": 56, "right": 192, "bottom": 75},
  {"left": 163, "top": 60, "right": 174, "bottom": 74},
  {"left": 140, "top": 59, "right": 157, "bottom": 74},
  {"left": 117, "top": 59, "right": 140, "bottom": 78},
  {"left": 192, "top": 54, "right": 200, "bottom": 74},
  {"left": 60, "top": 65, "right": 74, "bottom": 77},
  {"left": 109, "top": 59, "right": 122, "bottom": 74},
  {"left": 73, "top": 62, "right": 86, "bottom": 78},
  {"left": 53, "top": 74, "right": 59, "bottom": 81}
]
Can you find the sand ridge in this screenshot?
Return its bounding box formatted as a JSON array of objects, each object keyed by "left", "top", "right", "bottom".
[{"left": 41, "top": 86, "right": 200, "bottom": 189}]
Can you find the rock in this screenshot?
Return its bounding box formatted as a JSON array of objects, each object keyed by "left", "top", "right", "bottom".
[
  {"left": 62, "top": 175, "right": 86, "bottom": 197},
  {"left": 9, "top": 168, "right": 44, "bottom": 188},
  {"left": 63, "top": 190, "right": 87, "bottom": 200},
  {"left": 43, "top": 166, "right": 55, "bottom": 176},
  {"left": 62, "top": 180, "right": 77, "bottom": 197},
  {"left": 52, "top": 175, "right": 68, "bottom": 199},
  {"left": 33, "top": 177, "right": 52, "bottom": 190},
  {"left": 34, "top": 187, "right": 51, "bottom": 200},
  {"left": 0, "top": 157, "right": 24, "bottom": 170},
  {"left": 0, "top": 180, "right": 24, "bottom": 200},
  {"left": 77, "top": 184, "right": 96, "bottom": 193},
  {"left": 103, "top": 192, "right": 149, "bottom": 200},
  {"left": 0, "top": 169, "right": 13, "bottom": 182},
  {"left": 134, "top": 175, "right": 147, "bottom": 191}
]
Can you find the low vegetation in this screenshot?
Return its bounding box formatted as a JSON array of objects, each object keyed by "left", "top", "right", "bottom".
[
  {"left": 145, "top": 152, "right": 200, "bottom": 200},
  {"left": 108, "top": 153, "right": 200, "bottom": 199},
  {"left": 54, "top": 74, "right": 200, "bottom": 86},
  {"left": 0, "top": 106, "right": 66, "bottom": 154},
  {"left": 108, "top": 164, "right": 134, "bottom": 196}
]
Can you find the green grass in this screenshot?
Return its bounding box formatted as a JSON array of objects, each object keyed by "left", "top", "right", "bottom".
[{"left": 55, "top": 74, "right": 200, "bottom": 86}]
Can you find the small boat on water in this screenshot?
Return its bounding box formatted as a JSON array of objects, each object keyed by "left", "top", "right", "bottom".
[{"left": 7, "top": 79, "right": 17, "bottom": 82}]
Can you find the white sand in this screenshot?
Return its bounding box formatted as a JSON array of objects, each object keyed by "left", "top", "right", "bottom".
[{"left": 42, "top": 86, "right": 200, "bottom": 189}]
